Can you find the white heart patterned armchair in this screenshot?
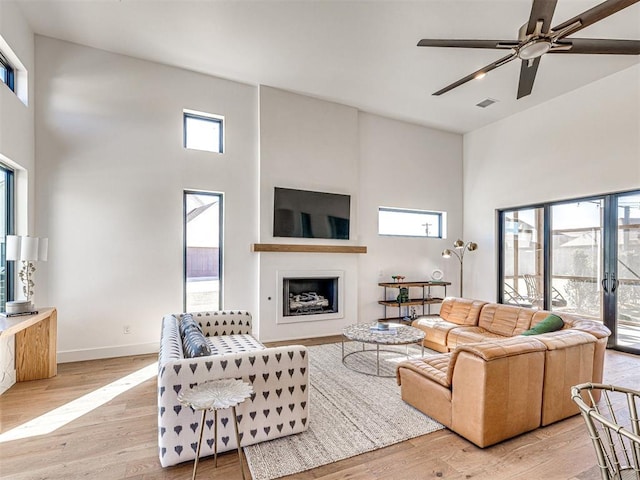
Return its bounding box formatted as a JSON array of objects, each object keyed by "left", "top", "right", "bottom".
[{"left": 157, "top": 310, "right": 309, "bottom": 467}]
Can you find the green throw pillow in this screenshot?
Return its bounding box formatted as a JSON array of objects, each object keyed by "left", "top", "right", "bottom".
[{"left": 521, "top": 314, "right": 564, "bottom": 336}]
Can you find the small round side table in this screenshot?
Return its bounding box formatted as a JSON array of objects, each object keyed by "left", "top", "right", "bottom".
[{"left": 178, "top": 378, "right": 254, "bottom": 480}]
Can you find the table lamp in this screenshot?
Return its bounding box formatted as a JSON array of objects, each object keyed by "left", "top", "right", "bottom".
[{"left": 5, "top": 235, "right": 48, "bottom": 314}]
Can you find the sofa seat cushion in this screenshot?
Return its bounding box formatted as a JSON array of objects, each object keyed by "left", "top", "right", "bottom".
[
  {"left": 412, "top": 317, "right": 459, "bottom": 350},
  {"left": 207, "top": 334, "right": 265, "bottom": 355},
  {"left": 446, "top": 326, "right": 507, "bottom": 349},
  {"left": 396, "top": 353, "right": 451, "bottom": 388}
]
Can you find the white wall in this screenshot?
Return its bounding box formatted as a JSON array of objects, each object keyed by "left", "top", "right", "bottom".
[
  {"left": 357, "top": 113, "right": 463, "bottom": 321},
  {"left": 34, "top": 37, "right": 259, "bottom": 362},
  {"left": 256, "top": 88, "right": 463, "bottom": 341},
  {"left": 31, "top": 39, "right": 464, "bottom": 358},
  {"left": 0, "top": 1, "right": 34, "bottom": 236},
  {"left": 257, "top": 86, "right": 360, "bottom": 341},
  {"left": 0, "top": 1, "right": 34, "bottom": 394},
  {"left": 31, "top": 32, "right": 636, "bottom": 361},
  {"left": 463, "top": 64, "right": 640, "bottom": 303}
]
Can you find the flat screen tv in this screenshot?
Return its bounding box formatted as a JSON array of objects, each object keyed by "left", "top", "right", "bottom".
[{"left": 273, "top": 187, "right": 350, "bottom": 240}]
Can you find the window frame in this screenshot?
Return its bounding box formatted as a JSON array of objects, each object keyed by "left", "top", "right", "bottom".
[
  {"left": 0, "top": 51, "right": 15, "bottom": 92},
  {"left": 497, "top": 188, "right": 640, "bottom": 355},
  {"left": 377, "top": 206, "right": 444, "bottom": 238},
  {"left": 183, "top": 190, "right": 224, "bottom": 312},
  {"left": 183, "top": 110, "right": 224, "bottom": 154},
  {"left": 0, "top": 165, "right": 15, "bottom": 309}
]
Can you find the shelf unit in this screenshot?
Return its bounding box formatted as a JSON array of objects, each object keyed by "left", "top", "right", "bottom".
[{"left": 378, "top": 281, "right": 450, "bottom": 323}]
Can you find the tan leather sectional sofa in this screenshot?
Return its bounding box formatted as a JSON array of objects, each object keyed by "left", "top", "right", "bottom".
[{"left": 396, "top": 297, "right": 611, "bottom": 448}]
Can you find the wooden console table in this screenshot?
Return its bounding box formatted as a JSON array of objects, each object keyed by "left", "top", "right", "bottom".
[{"left": 0, "top": 307, "right": 57, "bottom": 381}]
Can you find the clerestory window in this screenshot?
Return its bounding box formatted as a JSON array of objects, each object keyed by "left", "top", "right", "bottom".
[
  {"left": 378, "top": 207, "right": 445, "bottom": 238},
  {"left": 0, "top": 51, "right": 15, "bottom": 92},
  {"left": 183, "top": 110, "right": 224, "bottom": 153}
]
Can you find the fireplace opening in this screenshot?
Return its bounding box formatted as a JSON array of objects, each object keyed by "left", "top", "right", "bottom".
[{"left": 283, "top": 277, "right": 338, "bottom": 317}]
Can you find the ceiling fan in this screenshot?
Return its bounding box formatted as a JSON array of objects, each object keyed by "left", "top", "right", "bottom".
[{"left": 418, "top": 0, "right": 640, "bottom": 99}]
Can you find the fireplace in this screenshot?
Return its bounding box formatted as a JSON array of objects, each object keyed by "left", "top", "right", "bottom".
[{"left": 277, "top": 270, "right": 345, "bottom": 324}]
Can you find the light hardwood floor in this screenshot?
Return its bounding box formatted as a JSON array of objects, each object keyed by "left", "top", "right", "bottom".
[{"left": 0, "top": 338, "right": 638, "bottom": 480}]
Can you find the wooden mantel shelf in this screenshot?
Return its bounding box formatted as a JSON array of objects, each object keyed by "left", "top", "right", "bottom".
[{"left": 252, "top": 243, "right": 367, "bottom": 254}]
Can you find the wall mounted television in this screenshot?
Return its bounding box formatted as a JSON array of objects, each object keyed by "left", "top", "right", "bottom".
[{"left": 273, "top": 187, "right": 350, "bottom": 240}]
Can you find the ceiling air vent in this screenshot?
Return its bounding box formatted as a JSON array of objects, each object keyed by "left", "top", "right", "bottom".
[{"left": 476, "top": 98, "right": 499, "bottom": 108}]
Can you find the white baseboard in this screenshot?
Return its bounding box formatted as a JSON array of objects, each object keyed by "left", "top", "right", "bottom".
[{"left": 57, "top": 342, "right": 159, "bottom": 364}]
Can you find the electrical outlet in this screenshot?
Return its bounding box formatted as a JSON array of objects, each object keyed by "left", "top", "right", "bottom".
[{"left": 123, "top": 325, "right": 131, "bottom": 334}]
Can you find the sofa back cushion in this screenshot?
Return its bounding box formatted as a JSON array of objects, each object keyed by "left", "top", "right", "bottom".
[
  {"left": 188, "top": 311, "right": 253, "bottom": 337},
  {"left": 439, "top": 298, "right": 487, "bottom": 326},
  {"left": 477, "top": 304, "right": 540, "bottom": 336}
]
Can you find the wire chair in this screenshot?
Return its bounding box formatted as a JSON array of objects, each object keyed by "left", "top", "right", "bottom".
[
  {"left": 523, "top": 274, "right": 568, "bottom": 308},
  {"left": 571, "top": 383, "right": 640, "bottom": 480}
]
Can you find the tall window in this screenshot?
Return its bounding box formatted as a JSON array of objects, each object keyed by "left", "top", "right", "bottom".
[
  {"left": 184, "top": 191, "right": 223, "bottom": 312},
  {"left": 0, "top": 166, "right": 14, "bottom": 310},
  {"left": 378, "top": 207, "right": 445, "bottom": 238}
]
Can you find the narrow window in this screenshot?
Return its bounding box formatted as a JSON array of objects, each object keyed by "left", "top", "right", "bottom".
[
  {"left": 0, "top": 165, "right": 15, "bottom": 310},
  {"left": 184, "top": 191, "right": 223, "bottom": 312},
  {"left": 0, "top": 51, "right": 15, "bottom": 92},
  {"left": 183, "top": 110, "right": 224, "bottom": 153},
  {"left": 378, "top": 207, "right": 445, "bottom": 238}
]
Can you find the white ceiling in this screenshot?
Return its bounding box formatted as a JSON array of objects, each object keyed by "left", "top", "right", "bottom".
[{"left": 15, "top": 0, "right": 640, "bottom": 134}]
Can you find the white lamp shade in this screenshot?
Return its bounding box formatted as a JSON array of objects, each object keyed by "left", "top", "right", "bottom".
[
  {"left": 6, "top": 235, "right": 21, "bottom": 261},
  {"left": 38, "top": 238, "right": 48, "bottom": 262},
  {"left": 20, "top": 236, "right": 39, "bottom": 261}
]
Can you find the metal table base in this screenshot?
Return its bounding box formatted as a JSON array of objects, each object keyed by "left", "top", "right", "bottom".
[{"left": 341, "top": 337, "right": 425, "bottom": 377}]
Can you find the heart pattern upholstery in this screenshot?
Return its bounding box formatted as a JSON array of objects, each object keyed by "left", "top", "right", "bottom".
[{"left": 158, "top": 311, "right": 310, "bottom": 468}]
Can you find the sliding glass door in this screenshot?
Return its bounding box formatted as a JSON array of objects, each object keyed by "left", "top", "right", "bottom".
[
  {"left": 550, "top": 199, "right": 604, "bottom": 320},
  {"left": 501, "top": 207, "right": 544, "bottom": 308},
  {"left": 499, "top": 189, "right": 640, "bottom": 354},
  {"left": 615, "top": 192, "right": 640, "bottom": 350}
]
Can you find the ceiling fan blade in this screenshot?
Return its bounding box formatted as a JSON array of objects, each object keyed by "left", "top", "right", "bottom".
[
  {"left": 526, "top": 0, "right": 558, "bottom": 35},
  {"left": 550, "top": 38, "right": 640, "bottom": 54},
  {"left": 433, "top": 53, "right": 517, "bottom": 96},
  {"left": 551, "top": 0, "right": 640, "bottom": 38},
  {"left": 417, "top": 39, "right": 514, "bottom": 49},
  {"left": 517, "top": 58, "right": 542, "bottom": 99}
]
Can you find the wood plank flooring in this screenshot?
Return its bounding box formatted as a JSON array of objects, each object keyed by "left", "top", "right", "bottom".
[{"left": 0, "top": 338, "right": 638, "bottom": 480}]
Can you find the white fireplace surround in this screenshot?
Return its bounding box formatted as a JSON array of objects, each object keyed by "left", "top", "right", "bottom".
[{"left": 277, "top": 270, "right": 345, "bottom": 324}]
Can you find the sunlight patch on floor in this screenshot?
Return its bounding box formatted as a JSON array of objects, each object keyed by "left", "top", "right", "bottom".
[{"left": 0, "top": 361, "right": 158, "bottom": 443}]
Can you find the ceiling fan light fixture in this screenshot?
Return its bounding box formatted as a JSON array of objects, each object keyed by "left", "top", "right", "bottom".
[{"left": 518, "top": 39, "right": 552, "bottom": 60}]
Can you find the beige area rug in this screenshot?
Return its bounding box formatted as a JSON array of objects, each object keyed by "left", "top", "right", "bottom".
[{"left": 243, "top": 342, "right": 443, "bottom": 480}]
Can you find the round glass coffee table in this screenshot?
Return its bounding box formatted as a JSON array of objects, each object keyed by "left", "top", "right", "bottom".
[{"left": 341, "top": 322, "right": 425, "bottom": 377}]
